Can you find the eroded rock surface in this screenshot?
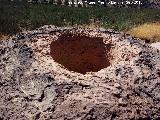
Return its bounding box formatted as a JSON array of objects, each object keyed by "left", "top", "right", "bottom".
[{"left": 0, "top": 25, "right": 160, "bottom": 120}]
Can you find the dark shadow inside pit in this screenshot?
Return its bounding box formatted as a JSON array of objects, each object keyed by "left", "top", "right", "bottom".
[{"left": 50, "top": 34, "right": 112, "bottom": 74}]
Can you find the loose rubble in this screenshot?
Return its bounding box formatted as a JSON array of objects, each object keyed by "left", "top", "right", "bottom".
[{"left": 0, "top": 25, "right": 160, "bottom": 120}]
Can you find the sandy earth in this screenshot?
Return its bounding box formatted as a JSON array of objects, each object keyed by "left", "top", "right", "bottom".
[{"left": 0, "top": 25, "right": 160, "bottom": 120}]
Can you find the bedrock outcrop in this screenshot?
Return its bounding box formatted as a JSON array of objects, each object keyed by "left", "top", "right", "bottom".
[{"left": 0, "top": 25, "right": 160, "bottom": 120}]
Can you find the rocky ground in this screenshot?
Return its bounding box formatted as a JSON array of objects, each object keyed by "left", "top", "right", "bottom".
[{"left": 0, "top": 25, "right": 160, "bottom": 120}]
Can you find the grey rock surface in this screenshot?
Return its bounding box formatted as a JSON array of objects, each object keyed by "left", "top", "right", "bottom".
[
  {"left": 0, "top": 25, "right": 160, "bottom": 120},
  {"left": 151, "top": 42, "right": 160, "bottom": 50}
]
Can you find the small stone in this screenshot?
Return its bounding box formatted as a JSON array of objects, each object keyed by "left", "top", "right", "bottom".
[{"left": 114, "top": 83, "right": 121, "bottom": 89}]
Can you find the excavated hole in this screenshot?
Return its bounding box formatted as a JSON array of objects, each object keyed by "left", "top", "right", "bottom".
[{"left": 50, "top": 34, "right": 112, "bottom": 74}]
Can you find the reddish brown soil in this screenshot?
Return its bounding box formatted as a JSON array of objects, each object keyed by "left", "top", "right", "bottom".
[{"left": 50, "top": 34, "right": 111, "bottom": 74}]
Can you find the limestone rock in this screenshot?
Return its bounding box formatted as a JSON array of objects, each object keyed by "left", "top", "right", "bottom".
[
  {"left": 151, "top": 42, "right": 160, "bottom": 50},
  {"left": 0, "top": 26, "right": 160, "bottom": 120}
]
